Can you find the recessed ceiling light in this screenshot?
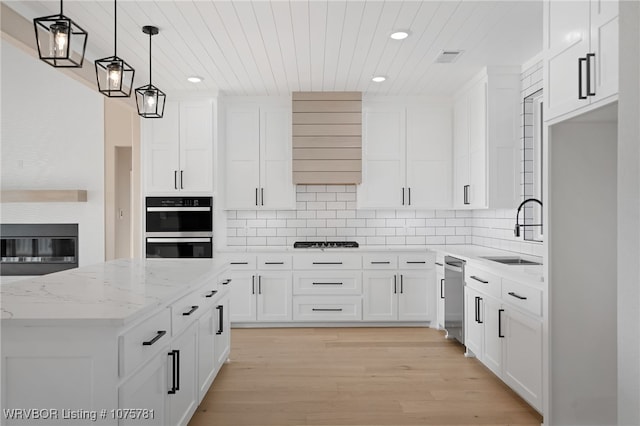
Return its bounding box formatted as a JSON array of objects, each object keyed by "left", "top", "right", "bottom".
[
  {"left": 187, "top": 76, "right": 203, "bottom": 83},
  {"left": 390, "top": 31, "right": 409, "bottom": 40},
  {"left": 372, "top": 76, "right": 386, "bottom": 83}
]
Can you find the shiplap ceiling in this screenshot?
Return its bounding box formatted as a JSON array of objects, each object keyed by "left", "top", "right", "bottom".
[{"left": 6, "top": 0, "right": 542, "bottom": 96}]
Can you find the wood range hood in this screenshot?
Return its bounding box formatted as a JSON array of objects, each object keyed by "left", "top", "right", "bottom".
[{"left": 292, "top": 92, "right": 362, "bottom": 185}]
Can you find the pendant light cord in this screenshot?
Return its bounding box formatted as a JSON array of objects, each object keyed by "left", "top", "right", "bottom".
[
  {"left": 60, "top": 0, "right": 63, "bottom": 15},
  {"left": 149, "top": 31, "right": 152, "bottom": 85},
  {"left": 113, "top": 0, "right": 117, "bottom": 57}
]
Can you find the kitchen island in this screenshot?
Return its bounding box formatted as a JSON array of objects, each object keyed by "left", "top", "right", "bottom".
[{"left": 1, "top": 258, "right": 232, "bottom": 425}]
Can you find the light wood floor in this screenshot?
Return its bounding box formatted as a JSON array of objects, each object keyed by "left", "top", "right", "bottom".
[{"left": 189, "top": 327, "right": 543, "bottom": 426}]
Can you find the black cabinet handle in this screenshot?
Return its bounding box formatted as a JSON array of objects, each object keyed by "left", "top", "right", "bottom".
[
  {"left": 231, "top": 262, "right": 248, "bottom": 265},
  {"left": 312, "top": 262, "right": 343, "bottom": 265},
  {"left": 470, "top": 275, "right": 488, "bottom": 284},
  {"left": 312, "top": 282, "right": 343, "bottom": 285},
  {"left": 182, "top": 305, "right": 199, "bottom": 316},
  {"left": 400, "top": 274, "right": 404, "bottom": 294},
  {"left": 168, "top": 350, "right": 178, "bottom": 394},
  {"left": 498, "top": 309, "right": 504, "bottom": 338},
  {"left": 312, "top": 308, "right": 343, "bottom": 312},
  {"left": 265, "top": 262, "right": 284, "bottom": 265},
  {"left": 406, "top": 261, "right": 426, "bottom": 264},
  {"left": 435, "top": 262, "right": 443, "bottom": 267},
  {"left": 143, "top": 330, "right": 166, "bottom": 346},
  {"left": 463, "top": 185, "right": 470, "bottom": 205},
  {"left": 222, "top": 279, "right": 232, "bottom": 285},
  {"left": 578, "top": 56, "right": 588, "bottom": 99},
  {"left": 205, "top": 290, "right": 217, "bottom": 298},
  {"left": 402, "top": 187, "right": 405, "bottom": 205},
  {"left": 216, "top": 305, "right": 224, "bottom": 335},
  {"left": 475, "top": 296, "right": 480, "bottom": 323},
  {"left": 261, "top": 188, "right": 264, "bottom": 206},
  {"left": 174, "top": 171, "right": 178, "bottom": 190},
  {"left": 408, "top": 187, "right": 411, "bottom": 206},
  {"left": 508, "top": 291, "right": 527, "bottom": 300},
  {"left": 440, "top": 279, "right": 445, "bottom": 299},
  {"left": 180, "top": 170, "right": 184, "bottom": 189},
  {"left": 252, "top": 275, "right": 255, "bottom": 295},
  {"left": 255, "top": 188, "right": 258, "bottom": 206},
  {"left": 371, "top": 261, "right": 390, "bottom": 264},
  {"left": 586, "top": 53, "right": 596, "bottom": 96},
  {"left": 258, "top": 275, "right": 262, "bottom": 294},
  {"left": 477, "top": 297, "right": 483, "bottom": 324}
]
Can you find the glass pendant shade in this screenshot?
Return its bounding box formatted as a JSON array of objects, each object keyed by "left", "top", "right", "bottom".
[
  {"left": 135, "top": 25, "right": 166, "bottom": 118},
  {"left": 95, "top": 0, "right": 135, "bottom": 98},
  {"left": 33, "top": 1, "right": 88, "bottom": 68}
]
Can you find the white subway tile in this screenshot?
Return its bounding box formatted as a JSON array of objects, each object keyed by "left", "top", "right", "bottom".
[
  {"left": 266, "top": 237, "right": 287, "bottom": 246},
  {"left": 316, "top": 192, "right": 337, "bottom": 202},
  {"left": 356, "top": 210, "right": 376, "bottom": 219},
  {"left": 406, "top": 218, "right": 426, "bottom": 227},
  {"left": 277, "top": 228, "right": 297, "bottom": 237},
  {"left": 396, "top": 227, "right": 416, "bottom": 236},
  {"left": 287, "top": 219, "right": 306, "bottom": 227},
  {"left": 385, "top": 236, "right": 406, "bottom": 245},
  {"left": 455, "top": 210, "right": 473, "bottom": 218},
  {"left": 297, "top": 193, "right": 317, "bottom": 202},
  {"left": 446, "top": 236, "right": 466, "bottom": 244},
  {"left": 396, "top": 210, "right": 416, "bottom": 219},
  {"left": 456, "top": 227, "right": 472, "bottom": 235},
  {"left": 415, "top": 210, "right": 436, "bottom": 218},
  {"left": 227, "top": 237, "right": 247, "bottom": 246},
  {"left": 227, "top": 219, "right": 246, "bottom": 228},
  {"left": 277, "top": 210, "right": 297, "bottom": 219},
  {"left": 326, "top": 185, "right": 346, "bottom": 193},
  {"left": 337, "top": 227, "right": 356, "bottom": 236},
  {"left": 247, "top": 219, "right": 266, "bottom": 228},
  {"left": 226, "top": 211, "right": 237, "bottom": 219},
  {"left": 237, "top": 211, "right": 257, "bottom": 219},
  {"left": 376, "top": 210, "right": 396, "bottom": 219},
  {"left": 345, "top": 185, "right": 357, "bottom": 193},
  {"left": 415, "top": 227, "right": 435, "bottom": 236},
  {"left": 327, "top": 201, "right": 346, "bottom": 210},
  {"left": 376, "top": 227, "right": 395, "bottom": 236},
  {"left": 446, "top": 218, "right": 466, "bottom": 227},
  {"left": 266, "top": 219, "right": 287, "bottom": 228},
  {"left": 327, "top": 219, "right": 346, "bottom": 227},
  {"left": 337, "top": 210, "right": 356, "bottom": 219},
  {"left": 336, "top": 192, "right": 356, "bottom": 202},
  {"left": 317, "top": 228, "right": 337, "bottom": 237},
  {"left": 317, "top": 210, "right": 337, "bottom": 219},
  {"left": 425, "top": 218, "right": 446, "bottom": 227},
  {"left": 436, "top": 228, "right": 456, "bottom": 236},
  {"left": 257, "top": 228, "right": 277, "bottom": 237},
  {"left": 425, "top": 236, "right": 446, "bottom": 244},
  {"left": 386, "top": 218, "right": 405, "bottom": 227},
  {"left": 247, "top": 237, "right": 267, "bottom": 246},
  {"left": 297, "top": 228, "right": 317, "bottom": 237},
  {"left": 357, "top": 228, "right": 376, "bottom": 236},
  {"left": 366, "top": 219, "right": 386, "bottom": 227},
  {"left": 435, "top": 210, "right": 456, "bottom": 218},
  {"left": 406, "top": 236, "right": 426, "bottom": 245},
  {"left": 226, "top": 228, "right": 237, "bottom": 237},
  {"left": 366, "top": 236, "right": 386, "bottom": 245},
  {"left": 256, "top": 210, "right": 277, "bottom": 219},
  {"left": 307, "top": 219, "right": 326, "bottom": 227},
  {"left": 296, "top": 185, "right": 306, "bottom": 192},
  {"left": 307, "top": 201, "right": 327, "bottom": 210},
  {"left": 307, "top": 185, "right": 327, "bottom": 193},
  {"left": 297, "top": 211, "right": 316, "bottom": 219},
  {"left": 296, "top": 202, "right": 307, "bottom": 210},
  {"left": 347, "top": 219, "right": 366, "bottom": 227},
  {"left": 286, "top": 237, "right": 299, "bottom": 245}
]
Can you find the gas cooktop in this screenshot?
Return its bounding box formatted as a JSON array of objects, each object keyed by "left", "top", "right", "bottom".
[{"left": 293, "top": 241, "right": 359, "bottom": 249}]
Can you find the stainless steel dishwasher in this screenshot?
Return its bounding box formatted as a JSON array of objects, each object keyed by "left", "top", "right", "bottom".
[{"left": 444, "top": 256, "right": 465, "bottom": 344}]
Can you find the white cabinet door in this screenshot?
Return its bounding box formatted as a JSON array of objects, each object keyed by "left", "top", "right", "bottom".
[
  {"left": 590, "top": 0, "right": 618, "bottom": 103},
  {"left": 363, "top": 271, "right": 397, "bottom": 321},
  {"left": 406, "top": 105, "right": 453, "bottom": 209},
  {"left": 168, "top": 321, "right": 198, "bottom": 426},
  {"left": 359, "top": 106, "right": 405, "bottom": 208},
  {"left": 503, "top": 307, "right": 543, "bottom": 411},
  {"left": 118, "top": 348, "right": 168, "bottom": 425},
  {"left": 464, "top": 287, "right": 483, "bottom": 358},
  {"left": 260, "top": 107, "right": 295, "bottom": 209},
  {"left": 467, "top": 80, "right": 487, "bottom": 209},
  {"left": 545, "top": 0, "right": 591, "bottom": 120},
  {"left": 179, "top": 101, "right": 213, "bottom": 192},
  {"left": 225, "top": 106, "right": 261, "bottom": 209},
  {"left": 482, "top": 296, "right": 503, "bottom": 377},
  {"left": 436, "top": 268, "right": 445, "bottom": 330},
  {"left": 197, "top": 307, "right": 215, "bottom": 402},
  {"left": 213, "top": 295, "right": 231, "bottom": 369},
  {"left": 397, "top": 271, "right": 431, "bottom": 322},
  {"left": 145, "top": 101, "right": 180, "bottom": 193},
  {"left": 229, "top": 272, "right": 257, "bottom": 322},
  {"left": 453, "top": 96, "right": 470, "bottom": 208},
  {"left": 256, "top": 272, "right": 292, "bottom": 321}
]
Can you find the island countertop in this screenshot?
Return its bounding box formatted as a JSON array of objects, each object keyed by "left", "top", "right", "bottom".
[{"left": 1, "top": 258, "right": 229, "bottom": 326}]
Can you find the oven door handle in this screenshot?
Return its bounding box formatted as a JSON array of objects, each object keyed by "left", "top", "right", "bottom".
[
  {"left": 146, "top": 238, "right": 211, "bottom": 243},
  {"left": 146, "top": 207, "right": 211, "bottom": 212}
]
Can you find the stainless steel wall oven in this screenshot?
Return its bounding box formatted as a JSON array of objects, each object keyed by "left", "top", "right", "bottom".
[{"left": 145, "top": 197, "right": 213, "bottom": 258}]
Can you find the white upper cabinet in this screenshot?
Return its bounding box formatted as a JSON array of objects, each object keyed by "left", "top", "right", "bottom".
[
  {"left": 453, "top": 68, "right": 520, "bottom": 210},
  {"left": 359, "top": 99, "right": 452, "bottom": 209},
  {"left": 544, "top": 0, "right": 618, "bottom": 121},
  {"left": 224, "top": 98, "right": 295, "bottom": 210},
  {"left": 144, "top": 100, "right": 213, "bottom": 194}
]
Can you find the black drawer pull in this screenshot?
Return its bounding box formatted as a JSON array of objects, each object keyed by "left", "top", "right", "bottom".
[
  {"left": 371, "top": 261, "right": 391, "bottom": 264},
  {"left": 265, "top": 262, "right": 284, "bottom": 265},
  {"left": 470, "top": 275, "right": 488, "bottom": 284},
  {"left": 231, "top": 262, "right": 248, "bottom": 265},
  {"left": 435, "top": 262, "right": 443, "bottom": 266},
  {"left": 508, "top": 291, "right": 528, "bottom": 300},
  {"left": 406, "top": 261, "right": 426, "bottom": 264},
  {"left": 312, "top": 282, "right": 343, "bottom": 285},
  {"left": 440, "top": 279, "right": 445, "bottom": 299},
  {"left": 222, "top": 279, "right": 231, "bottom": 285},
  {"left": 312, "top": 262, "right": 343, "bottom": 265},
  {"left": 498, "top": 309, "right": 505, "bottom": 338},
  {"left": 205, "top": 290, "right": 217, "bottom": 298},
  {"left": 182, "top": 305, "right": 199, "bottom": 316},
  {"left": 216, "top": 305, "right": 224, "bottom": 335},
  {"left": 168, "top": 350, "right": 178, "bottom": 394},
  {"left": 312, "top": 308, "right": 343, "bottom": 312},
  {"left": 143, "top": 330, "right": 166, "bottom": 346}
]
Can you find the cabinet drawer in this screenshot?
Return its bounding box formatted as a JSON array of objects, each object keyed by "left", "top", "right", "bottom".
[
  {"left": 193, "top": 280, "right": 224, "bottom": 312},
  {"left": 227, "top": 254, "right": 257, "bottom": 270},
  {"left": 293, "top": 271, "right": 362, "bottom": 295},
  {"left": 362, "top": 254, "right": 398, "bottom": 269},
  {"left": 502, "top": 279, "right": 542, "bottom": 317},
  {"left": 293, "top": 253, "right": 362, "bottom": 270},
  {"left": 465, "top": 265, "right": 501, "bottom": 298},
  {"left": 257, "top": 254, "right": 292, "bottom": 270},
  {"left": 399, "top": 253, "right": 434, "bottom": 269},
  {"left": 119, "top": 308, "right": 171, "bottom": 377},
  {"left": 171, "top": 290, "right": 206, "bottom": 335},
  {"left": 293, "top": 296, "right": 362, "bottom": 321}
]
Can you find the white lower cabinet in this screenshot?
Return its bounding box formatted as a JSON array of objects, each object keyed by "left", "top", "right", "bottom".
[
  {"left": 167, "top": 322, "right": 198, "bottom": 426},
  {"left": 229, "top": 271, "right": 292, "bottom": 323},
  {"left": 436, "top": 260, "right": 445, "bottom": 330},
  {"left": 197, "top": 308, "right": 216, "bottom": 402},
  {"left": 363, "top": 271, "right": 397, "bottom": 321},
  {"left": 464, "top": 287, "right": 484, "bottom": 358},
  {"left": 481, "top": 296, "right": 503, "bottom": 377},
  {"left": 213, "top": 295, "right": 231, "bottom": 368},
  {"left": 397, "top": 271, "right": 432, "bottom": 321}
]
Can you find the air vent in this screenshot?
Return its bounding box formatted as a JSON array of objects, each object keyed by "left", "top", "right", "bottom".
[{"left": 436, "top": 50, "right": 463, "bottom": 63}]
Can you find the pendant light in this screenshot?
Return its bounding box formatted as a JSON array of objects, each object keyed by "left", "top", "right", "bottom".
[
  {"left": 135, "top": 26, "right": 166, "bottom": 118},
  {"left": 33, "top": 0, "right": 88, "bottom": 68},
  {"left": 94, "top": 0, "right": 135, "bottom": 97}
]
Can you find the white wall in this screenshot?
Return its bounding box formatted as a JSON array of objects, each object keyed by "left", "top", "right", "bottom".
[{"left": 0, "top": 40, "right": 105, "bottom": 266}]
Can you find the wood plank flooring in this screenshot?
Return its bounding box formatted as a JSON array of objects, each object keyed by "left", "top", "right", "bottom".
[{"left": 189, "top": 327, "right": 543, "bottom": 426}]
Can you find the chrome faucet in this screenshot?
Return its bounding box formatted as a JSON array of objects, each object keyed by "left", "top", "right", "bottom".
[{"left": 514, "top": 198, "right": 543, "bottom": 237}]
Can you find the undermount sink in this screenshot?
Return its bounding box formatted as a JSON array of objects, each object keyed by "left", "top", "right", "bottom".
[{"left": 481, "top": 256, "right": 542, "bottom": 266}]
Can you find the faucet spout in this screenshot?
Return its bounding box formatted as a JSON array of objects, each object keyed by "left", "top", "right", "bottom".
[{"left": 514, "top": 198, "right": 543, "bottom": 237}]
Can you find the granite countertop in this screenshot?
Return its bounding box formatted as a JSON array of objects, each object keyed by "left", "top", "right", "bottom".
[{"left": 0, "top": 258, "right": 228, "bottom": 326}]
